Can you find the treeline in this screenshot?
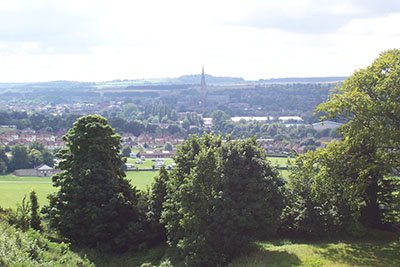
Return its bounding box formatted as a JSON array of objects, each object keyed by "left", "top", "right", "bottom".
[
  {"left": 0, "top": 142, "right": 54, "bottom": 173},
  {"left": 0, "top": 111, "right": 80, "bottom": 132}
]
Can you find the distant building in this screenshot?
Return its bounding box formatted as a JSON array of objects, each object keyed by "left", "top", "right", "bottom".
[
  {"left": 203, "top": 117, "right": 213, "bottom": 130},
  {"left": 231, "top": 116, "right": 273, "bottom": 123},
  {"left": 278, "top": 116, "right": 303, "bottom": 123},
  {"left": 14, "top": 164, "right": 60, "bottom": 177},
  {"left": 139, "top": 150, "right": 174, "bottom": 159},
  {"left": 312, "top": 120, "right": 343, "bottom": 131}
]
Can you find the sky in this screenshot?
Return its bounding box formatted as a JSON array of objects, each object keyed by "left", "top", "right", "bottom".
[{"left": 1, "top": 0, "right": 400, "bottom": 82}]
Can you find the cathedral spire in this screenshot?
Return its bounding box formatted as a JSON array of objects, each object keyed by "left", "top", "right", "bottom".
[
  {"left": 201, "top": 66, "right": 206, "bottom": 88},
  {"left": 200, "top": 66, "right": 206, "bottom": 106}
]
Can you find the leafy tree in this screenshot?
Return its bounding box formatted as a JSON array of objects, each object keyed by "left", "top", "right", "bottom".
[
  {"left": 9, "top": 144, "right": 30, "bottom": 171},
  {"left": 29, "top": 190, "right": 41, "bottom": 231},
  {"left": 125, "top": 120, "right": 145, "bottom": 137},
  {"left": 146, "top": 166, "right": 169, "bottom": 245},
  {"left": 43, "top": 115, "right": 145, "bottom": 251},
  {"left": 317, "top": 49, "right": 400, "bottom": 227},
  {"left": 29, "top": 141, "right": 45, "bottom": 152},
  {"left": 0, "top": 147, "right": 9, "bottom": 174},
  {"left": 282, "top": 140, "right": 373, "bottom": 237},
  {"left": 29, "top": 149, "right": 43, "bottom": 168},
  {"left": 122, "top": 146, "right": 132, "bottom": 157},
  {"left": 42, "top": 150, "right": 54, "bottom": 167},
  {"left": 163, "top": 142, "right": 173, "bottom": 151},
  {"left": 162, "top": 134, "right": 284, "bottom": 266},
  {"left": 210, "top": 110, "right": 230, "bottom": 133}
]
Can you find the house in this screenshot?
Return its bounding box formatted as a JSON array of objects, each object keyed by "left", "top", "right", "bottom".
[{"left": 14, "top": 164, "right": 60, "bottom": 177}]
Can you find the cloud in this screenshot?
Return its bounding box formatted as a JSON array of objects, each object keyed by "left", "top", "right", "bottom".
[
  {"left": 0, "top": 0, "right": 400, "bottom": 82},
  {"left": 221, "top": 0, "right": 400, "bottom": 34}
]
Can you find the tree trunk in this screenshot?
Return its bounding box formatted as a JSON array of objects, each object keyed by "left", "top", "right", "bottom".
[{"left": 360, "top": 177, "right": 381, "bottom": 228}]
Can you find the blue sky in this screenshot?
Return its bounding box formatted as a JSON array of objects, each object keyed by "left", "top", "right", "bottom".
[{"left": 1, "top": 0, "right": 400, "bottom": 82}]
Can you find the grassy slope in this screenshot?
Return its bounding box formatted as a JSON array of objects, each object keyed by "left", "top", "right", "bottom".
[
  {"left": 81, "top": 233, "right": 400, "bottom": 267},
  {"left": 0, "top": 221, "right": 93, "bottom": 267}
]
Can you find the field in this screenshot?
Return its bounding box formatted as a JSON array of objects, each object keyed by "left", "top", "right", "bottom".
[
  {"left": 0, "top": 157, "right": 290, "bottom": 209},
  {"left": 126, "top": 157, "right": 175, "bottom": 170},
  {"left": 0, "top": 171, "right": 160, "bottom": 209},
  {"left": 82, "top": 230, "right": 400, "bottom": 267}
]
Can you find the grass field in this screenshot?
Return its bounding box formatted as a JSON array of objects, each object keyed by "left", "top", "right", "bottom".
[
  {"left": 126, "top": 157, "right": 175, "bottom": 169},
  {"left": 0, "top": 157, "right": 290, "bottom": 209},
  {"left": 0, "top": 171, "right": 160, "bottom": 209},
  {"left": 81, "top": 230, "right": 400, "bottom": 267},
  {"left": 267, "top": 156, "right": 293, "bottom": 168}
]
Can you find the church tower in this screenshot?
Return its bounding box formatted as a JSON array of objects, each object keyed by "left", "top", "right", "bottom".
[{"left": 200, "top": 66, "right": 206, "bottom": 106}]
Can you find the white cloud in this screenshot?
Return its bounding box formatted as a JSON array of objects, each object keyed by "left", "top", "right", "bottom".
[{"left": 0, "top": 0, "right": 400, "bottom": 82}]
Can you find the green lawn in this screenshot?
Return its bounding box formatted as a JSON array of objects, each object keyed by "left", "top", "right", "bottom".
[
  {"left": 125, "top": 170, "right": 158, "bottom": 191},
  {"left": 0, "top": 171, "right": 159, "bottom": 209},
  {"left": 126, "top": 157, "right": 175, "bottom": 169},
  {"left": 0, "top": 175, "right": 55, "bottom": 209},
  {"left": 230, "top": 238, "right": 400, "bottom": 267},
  {"left": 267, "top": 156, "right": 293, "bottom": 168}
]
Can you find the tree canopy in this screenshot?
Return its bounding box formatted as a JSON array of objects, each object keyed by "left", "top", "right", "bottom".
[
  {"left": 44, "top": 115, "right": 145, "bottom": 251},
  {"left": 162, "top": 134, "right": 284, "bottom": 266}
]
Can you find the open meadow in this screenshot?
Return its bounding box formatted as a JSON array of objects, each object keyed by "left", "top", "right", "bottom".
[
  {"left": 0, "top": 157, "right": 290, "bottom": 209},
  {"left": 0, "top": 171, "right": 159, "bottom": 209}
]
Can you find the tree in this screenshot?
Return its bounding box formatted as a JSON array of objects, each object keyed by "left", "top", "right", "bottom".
[
  {"left": 9, "top": 144, "right": 30, "bottom": 171},
  {"left": 210, "top": 110, "right": 230, "bottom": 133},
  {"left": 121, "top": 146, "right": 131, "bottom": 157},
  {"left": 43, "top": 115, "right": 145, "bottom": 251},
  {"left": 29, "top": 190, "right": 41, "bottom": 231},
  {"left": 29, "top": 149, "right": 43, "bottom": 168},
  {"left": 317, "top": 49, "right": 400, "bottom": 227},
  {"left": 42, "top": 150, "right": 54, "bottom": 167},
  {"left": 146, "top": 166, "right": 169, "bottom": 244},
  {"left": 163, "top": 142, "right": 173, "bottom": 151},
  {"left": 0, "top": 147, "right": 9, "bottom": 174},
  {"left": 124, "top": 120, "right": 145, "bottom": 137},
  {"left": 162, "top": 134, "right": 284, "bottom": 266},
  {"left": 281, "top": 140, "right": 377, "bottom": 237}
]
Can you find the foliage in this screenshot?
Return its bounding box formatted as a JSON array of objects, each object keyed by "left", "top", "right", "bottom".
[
  {"left": 122, "top": 146, "right": 132, "bottom": 157},
  {"left": 282, "top": 141, "right": 366, "bottom": 237},
  {"left": 0, "top": 147, "right": 9, "bottom": 174},
  {"left": 317, "top": 49, "right": 400, "bottom": 226},
  {"left": 43, "top": 115, "right": 146, "bottom": 251},
  {"left": 162, "top": 134, "right": 284, "bottom": 266},
  {"left": 29, "top": 190, "right": 41, "bottom": 231},
  {"left": 11, "top": 195, "right": 31, "bottom": 231},
  {"left": 9, "top": 144, "right": 30, "bottom": 171},
  {"left": 163, "top": 142, "right": 173, "bottom": 151},
  {"left": 146, "top": 166, "right": 169, "bottom": 245},
  {"left": 0, "top": 221, "right": 93, "bottom": 267}
]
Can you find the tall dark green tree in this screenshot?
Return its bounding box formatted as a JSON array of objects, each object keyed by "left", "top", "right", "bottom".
[
  {"left": 0, "top": 147, "right": 9, "bottom": 174},
  {"left": 9, "top": 144, "right": 30, "bottom": 171},
  {"left": 29, "top": 190, "right": 41, "bottom": 231},
  {"left": 146, "top": 166, "right": 169, "bottom": 244},
  {"left": 162, "top": 134, "right": 284, "bottom": 266},
  {"left": 43, "top": 115, "right": 145, "bottom": 251}
]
